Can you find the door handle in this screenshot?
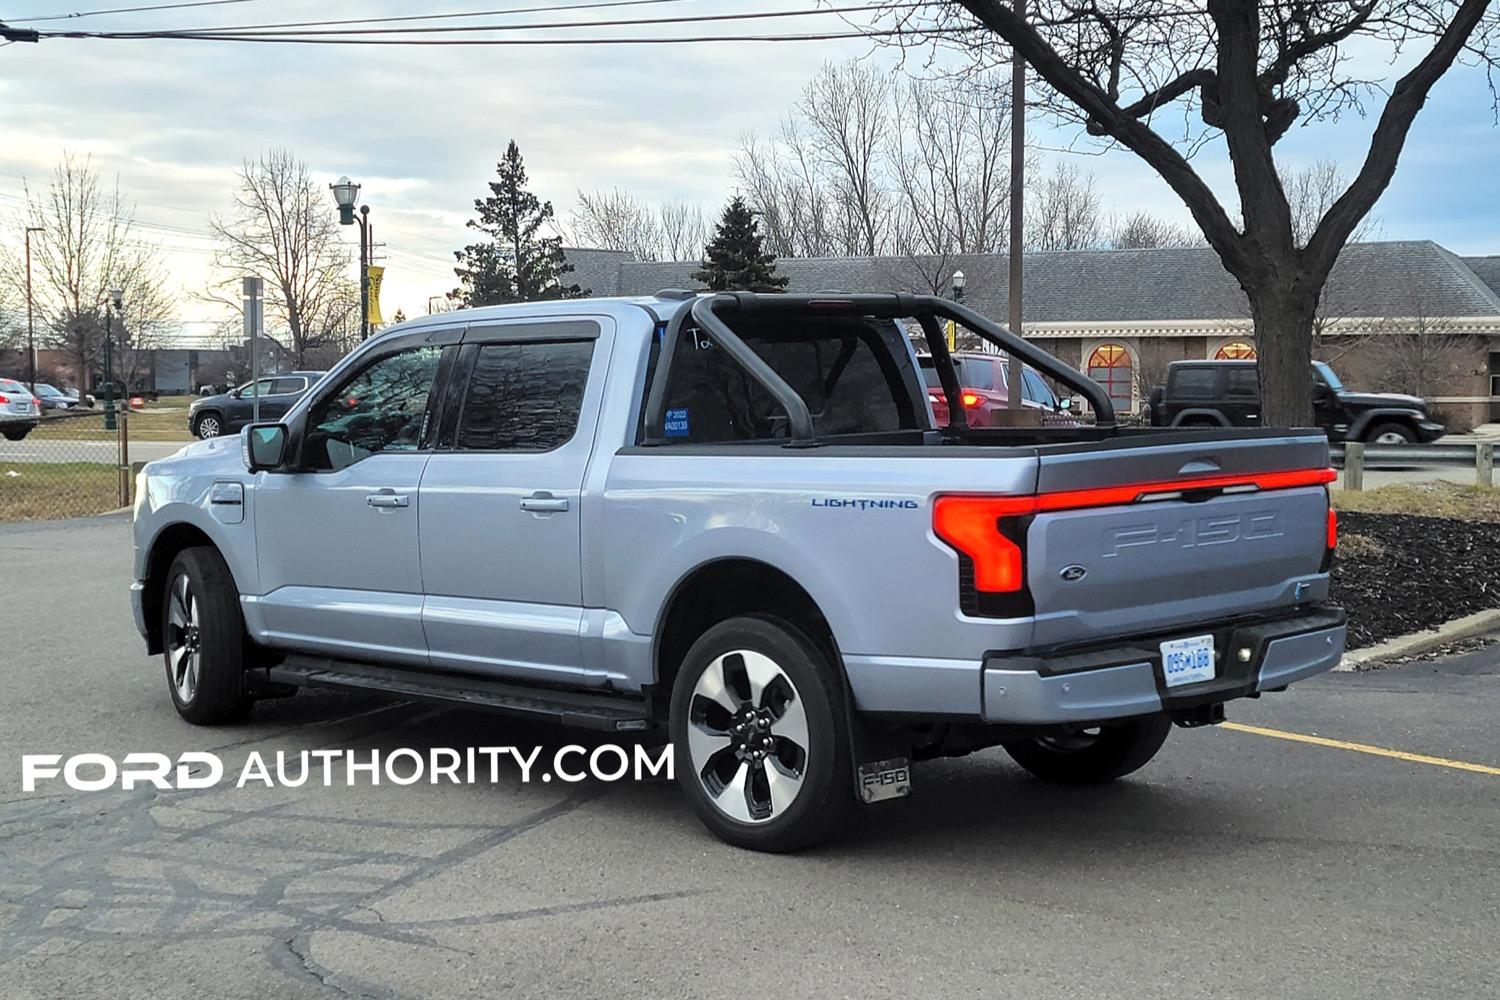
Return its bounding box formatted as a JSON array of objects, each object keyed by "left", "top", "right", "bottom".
[
  {"left": 519, "top": 491, "right": 569, "bottom": 513},
  {"left": 367, "top": 491, "right": 409, "bottom": 509}
]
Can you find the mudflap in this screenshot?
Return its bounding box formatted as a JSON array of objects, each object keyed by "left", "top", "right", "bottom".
[{"left": 844, "top": 689, "right": 912, "bottom": 806}]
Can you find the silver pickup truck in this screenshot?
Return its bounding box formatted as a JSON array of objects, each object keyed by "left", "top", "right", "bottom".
[{"left": 131, "top": 292, "right": 1345, "bottom": 851}]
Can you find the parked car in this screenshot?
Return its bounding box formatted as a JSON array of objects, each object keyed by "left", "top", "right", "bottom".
[
  {"left": 187, "top": 371, "right": 326, "bottom": 439},
  {"left": 0, "top": 378, "right": 42, "bottom": 440},
  {"left": 33, "top": 383, "right": 82, "bottom": 411},
  {"left": 132, "top": 293, "right": 1343, "bottom": 852},
  {"left": 918, "top": 351, "right": 1075, "bottom": 426},
  {"left": 62, "top": 385, "right": 95, "bottom": 408},
  {"left": 1148, "top": 359, "right": 1445, "bottom": 443}
]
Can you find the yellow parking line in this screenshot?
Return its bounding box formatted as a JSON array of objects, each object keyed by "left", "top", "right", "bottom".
[{"left": 1222, "top": 722, "right": 1500, "bottom": 777}]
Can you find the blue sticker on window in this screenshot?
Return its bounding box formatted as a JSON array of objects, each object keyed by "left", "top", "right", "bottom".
[{"left": 664, "top": 408, "right": 690, "bottom": 438}]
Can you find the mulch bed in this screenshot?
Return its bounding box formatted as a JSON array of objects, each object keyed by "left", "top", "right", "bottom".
[{"left": 1332, "top": 511, "right": 1500, "bottom": 649}]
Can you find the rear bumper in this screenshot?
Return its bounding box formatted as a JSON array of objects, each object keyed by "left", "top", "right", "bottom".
[{"left": 980, "top": 607, "right": 1346, "bottom": 725}]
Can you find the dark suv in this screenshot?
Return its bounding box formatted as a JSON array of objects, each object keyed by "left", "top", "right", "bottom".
[
  {"left": 1148, "top": 360, "right": 1445, "bottom": 443},
  {"left": 187, "top": 371, "right": 326, "bottom": 440}
]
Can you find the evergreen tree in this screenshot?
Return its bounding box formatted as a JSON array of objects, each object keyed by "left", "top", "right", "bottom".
[
  {"left": 692, "top": 196, "right": 788, "bottom": 292},
  {"left": 450, "top": 140, "right": 584, "bottom": 306}
]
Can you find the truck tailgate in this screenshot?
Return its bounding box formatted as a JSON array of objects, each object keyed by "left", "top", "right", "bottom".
[{"left": 1026, "top": 431, "right": 1332, "bottom": 648}]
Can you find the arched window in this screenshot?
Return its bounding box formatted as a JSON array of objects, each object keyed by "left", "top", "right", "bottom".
[
  {"left": 1086, "top": 343, "right": 1134, "bottom": 409},
  {"left": 1215, "top": 340, "right": 1257, "bottom": 360}
]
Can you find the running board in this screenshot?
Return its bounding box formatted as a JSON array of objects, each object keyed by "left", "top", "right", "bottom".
[{"left": 263, "top": 656, "right": 655, "bottom": 732}]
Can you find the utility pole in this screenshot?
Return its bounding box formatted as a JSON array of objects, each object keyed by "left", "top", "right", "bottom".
[
  {"left": 243, "top": 277, "right": 264, "bottom": 423},
  {"left": 1006, "top": 0, "right": 1027, "bottom": 413},
  {"left": 24, "top": 226, "right": 43, "bottom": 391}
]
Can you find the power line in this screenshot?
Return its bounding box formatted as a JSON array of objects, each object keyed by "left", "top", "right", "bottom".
[
  {"left": 173, "top": 0, "right": 708, "bottom": 35},
  {"left": 136, "top": 4, "right": 917, "bottom": 39},
  {"left": 10, "top": 0, "right": 265, "bottom": 23},
  {"left": 41, "top": 26, "right": 967, "bottom": 45}
]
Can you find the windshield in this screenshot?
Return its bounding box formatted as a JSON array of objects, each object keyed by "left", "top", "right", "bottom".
[
  {"left": 1313, "top": 362, "right": 1344, "bottom": 391},
  {"left": 0, "top": 379, "right": 26, "bottom": 393},
  {"left": 36, "top": 385, "right": 61, "bottom": 396}
]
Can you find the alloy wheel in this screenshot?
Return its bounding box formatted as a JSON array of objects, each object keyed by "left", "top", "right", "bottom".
[
  {"left": 1374, "top": 430, "right": 1408, "bottom": 445},
  {"left": 165, "top": 573, "right": 202, "bottom": 703},
  {"left": 686, "top": 649, "right": 810, "bottom": 824},
  {"left": 197, "top": 416, "right": 220, "bottom": 438}
]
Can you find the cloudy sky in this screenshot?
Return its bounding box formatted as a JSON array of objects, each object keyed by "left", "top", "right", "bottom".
[{"left": 1, "top": 0, "right": 1496, "bottom": 343}]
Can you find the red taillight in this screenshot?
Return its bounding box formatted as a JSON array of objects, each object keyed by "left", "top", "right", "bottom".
[
  {"left": 0, "top": 394, "right": 8, "bottom": 403},
  {"left": 961, "top": 392, "right": 982, "bottom": 408},
  {"left": 933, "top": 495, "right": 1034, "bottom": 592},
  {"left": 1327, "top": 507, "right": 1338, "bottom": 550}
]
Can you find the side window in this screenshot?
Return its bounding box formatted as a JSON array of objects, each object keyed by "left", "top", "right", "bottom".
[
  {"left": 1022, "top": 369, "right": 1053, "bottom": 406},
  {"left": 242, "top": 379, "right": 276, "bottom": 398},
  {"left": 1225, "top": 368, "right": 1259, "bottom": 398},
  {"left": 270, "top": 377, "right": 305, "bottom": 395},
  {"left": 304, "top": 346, "right": 443, "bottom": 471},
  {"left": 1170, "top": 368, "right": 1218, "bottom": 399},
  {"left": 456, "top": 340, "right": 595, "bottom": 451}
]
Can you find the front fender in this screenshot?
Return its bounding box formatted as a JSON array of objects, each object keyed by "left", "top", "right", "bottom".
[{"left": 1346, "top": 408, "right": 1422, "bottom": 441}]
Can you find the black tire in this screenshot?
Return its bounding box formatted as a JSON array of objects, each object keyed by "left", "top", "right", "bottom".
[
  {"left": 2, "top": 425, "right": 31, "bottom": 441},
  {"left": 161, "top": 546, "right": 252, "bottom": 725},
  {"left": 1365, "top": 421, "right": 1415, "bottom": 445},
  {"left": 669, "top": 615, "right": 851, "bottom": 852},
  {"left": 193, "top": 412, "right": 223, "bottom": 439},
  {"left": 1003, "top": 714, "right": 1171, "bottom": 785}
]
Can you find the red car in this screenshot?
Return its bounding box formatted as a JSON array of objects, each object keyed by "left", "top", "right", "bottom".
[{"left": 919, "top": 353, "right": 1075, "bottom": 427}]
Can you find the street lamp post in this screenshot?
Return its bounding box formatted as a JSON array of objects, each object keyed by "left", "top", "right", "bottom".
[
  {"left": 329, "top": 176, "right": 372, "bottom": 340},
  {"left": 24, "top": 226, "right": 43, "bottom": 391},
  {"left": 103, "top": 287, "right": 123, "bottom": 431},
  {"left": 947, "top": 269, "right": 966, "bottom": 351}
]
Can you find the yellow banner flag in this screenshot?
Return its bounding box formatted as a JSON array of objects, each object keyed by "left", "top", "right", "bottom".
[{"left": 366, "top": 265, "right": 385, "bottom": 326}]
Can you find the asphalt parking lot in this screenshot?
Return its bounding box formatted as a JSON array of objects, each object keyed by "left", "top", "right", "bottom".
[{"left": 2, "top": 515, "right": 1497, "bottom": 999}]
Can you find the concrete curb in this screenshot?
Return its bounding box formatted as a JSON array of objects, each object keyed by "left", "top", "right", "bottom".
[{"left": 1337, "top": 607, "right": 1500, "bottom": 670}]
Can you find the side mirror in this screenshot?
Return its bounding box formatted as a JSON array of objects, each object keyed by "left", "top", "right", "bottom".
[
  {"left": 1057, "top": 397, "right": 1073, "bottom": 412},
  {"left": 243, "top": 423, "right": 289, "bottom": 472}
]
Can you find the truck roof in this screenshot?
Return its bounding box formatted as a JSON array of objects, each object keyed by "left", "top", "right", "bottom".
[{"left": 378, "top": 294, "right": 693, "bottom": 339}]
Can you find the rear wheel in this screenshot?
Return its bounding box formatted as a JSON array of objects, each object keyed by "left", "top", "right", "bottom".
[
  {"left": 1366, "top": 422, "right": 1415, "bottom": 445},
  {"left": 1003, "top": 715, "right": 1171, "bottom": 784},
  {"left": 161, "top": 546, "right": 252, "bottom": 725},
  {"left": 194, "top": 412, "right": 222, "bottom": 439},
  {"left": 2, "top": 425, "right": 30, "bottom": 441},
  {"left": 669, "top": 615, "right": 851, "bottom": 852}
]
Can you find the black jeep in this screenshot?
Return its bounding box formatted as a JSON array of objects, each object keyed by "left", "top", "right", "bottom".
[{"left": 1148, "top": 360, "right": 1445, "bottom": 443}]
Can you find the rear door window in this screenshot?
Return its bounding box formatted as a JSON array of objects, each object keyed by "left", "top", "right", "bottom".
[
  {"left": 658, "top": 316, "right": 923, "bottom": 443},
  {"left": 1170, "top": 368, "right": 1218, "bottom": 399},
  {"left": 456, "top": 340, "right": 595, "bottom": 452},
  {"left": 270, "top": 377, "right": 306, "bottom": 395},
  {"left": 1225, "top": 368, "right": 1259, "bottom": 398}
]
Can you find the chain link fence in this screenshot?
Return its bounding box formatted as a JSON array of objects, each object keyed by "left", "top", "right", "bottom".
[{"left": 1, "top": 408, "right": 133, "bottom": 522}]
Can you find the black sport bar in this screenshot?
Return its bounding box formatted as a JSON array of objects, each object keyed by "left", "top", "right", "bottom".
[{"left": 644, "top": 292, "right": 1116, "bottom": 445}]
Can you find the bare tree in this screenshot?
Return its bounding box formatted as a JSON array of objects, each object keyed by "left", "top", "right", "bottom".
[
  {"left": 1108, "top": 210, "right": 1206, "bottom": 249},
  {"left": 210, "top": 149, "right": 352, "bottom": 366},
  {"left": 888, "top": 73, "right": 1011, "bottom": 288},
  {"left": 800, "top": 60, "right": 897, "bottom": 255},
  {"left": 659, "top": 200, "right": 709, "bottom": 261},
  {"left": 884, "top": 1, "right": 1499, "bottom": 425},
  {"left": 1133, "top": 340, "right": 1186, "bottom": 404},
  {"left": 735, "top": 60, "right": 897, "bottom": 257},
  {"left": 0, "top": 154, "right": 173, "bottom": 387},
  {"left": 1027, "top": 161, "right": 1104, "bottom": 250},
  {"left": 735, "top": 124, "right": 840, "bottom": 258},
  {"left": 570, "top": 189, "right": 664, "bottom": 260}
]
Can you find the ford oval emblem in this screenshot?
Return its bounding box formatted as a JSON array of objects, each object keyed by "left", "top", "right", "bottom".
[{"left": 1059, "top": 564, "right": 1088, "bottom": 582}]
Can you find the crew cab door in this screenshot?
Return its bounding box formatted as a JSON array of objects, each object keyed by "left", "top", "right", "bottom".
[
  {"left": 418, "top": 318, "right": 611, "bottom": 684},
  {"left": 250, "top": 335, "right": 455, "bottom": 665}
]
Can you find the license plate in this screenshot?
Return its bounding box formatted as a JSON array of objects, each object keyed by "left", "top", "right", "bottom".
[
  {"left": 16, "top": 402, "right": 31, "bottom": 412},
  {"left": 1161, "top": 634, "right": 1216, "bottom": 687}
]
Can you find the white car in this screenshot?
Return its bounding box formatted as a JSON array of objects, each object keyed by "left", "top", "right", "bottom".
[{"left": 0, "top": 378, "right": 42, "bottom": 441}]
